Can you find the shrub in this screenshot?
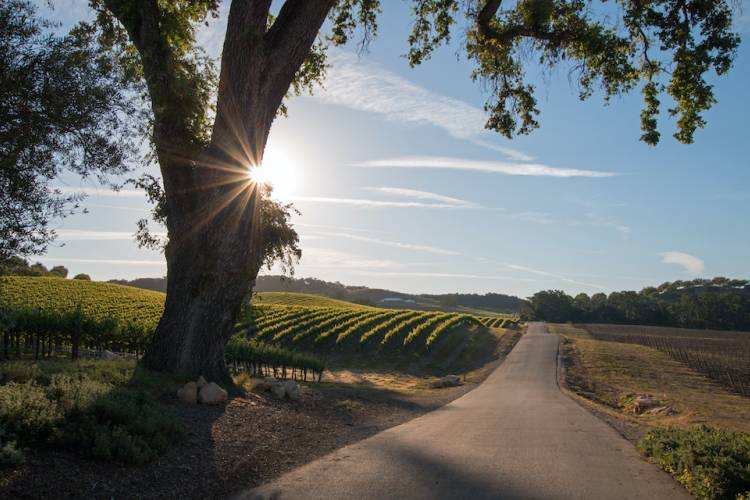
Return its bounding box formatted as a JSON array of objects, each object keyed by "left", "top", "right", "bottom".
[
  {"left": 0, "top": 422, "right": 25, "bottom": 466},
  {"left": 0, "top": 382, "right": 61, "bottom": 444},
  {"left": 0, "top": 362, "right": 41, "bottom": 384},
  {"left": 638, "top": 426, "right": 750, "bottom": 499},
  {"left": 62, "top": 387, "right": 183, "bottom": 464}
]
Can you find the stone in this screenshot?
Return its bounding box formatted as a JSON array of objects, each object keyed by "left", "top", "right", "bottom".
[
  {"left": 430, "top": 374, "right": 461, "bottom": 389},
  {"left": 196, "top": 376, "right": 208, "bottom": 389},
  {"left": 634, "top": 396, "right": 657, "bottom": 414},
  {"left": 198, "top": 382, "right": 227, "bottom": 405},
  {"left": 98, "top": 350, "right": 120, "bottom": 361},
  {"left": 178, "top": 382, "right": 198, "bottom": 404},
  {"left": 256, "top": 377, "right": 277, "bottom": 392},
  {"left": 271, "top": 381, "right": 286, "bottom": 399},
  {"left": 284, "top": 380, "right": 300, "bottom": 400},
  {"left": 645, "top": 405, "right": 676, "bottom": 416}
]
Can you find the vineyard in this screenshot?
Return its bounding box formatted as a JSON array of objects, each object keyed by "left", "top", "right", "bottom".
[
  {"left": 581, "top": 324, "right": 750, "bottom": 397},
  {"left": 0, "top": 277, "right": 519, "bottom": 382},
  {"left": 238, "top": 305, "right": 518, "bottom": 355}
]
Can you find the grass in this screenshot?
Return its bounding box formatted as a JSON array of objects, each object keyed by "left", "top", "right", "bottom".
[
  {"left": 550, "top": 324, "right": 750, "bottom": 432},
  {"left": 550, "top": 323, "right": 750, "bottom": 499}
]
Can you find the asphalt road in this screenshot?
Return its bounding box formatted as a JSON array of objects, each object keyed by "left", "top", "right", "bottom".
[{"left": 238, "top": 323, "right": 689, "bottom": 500}]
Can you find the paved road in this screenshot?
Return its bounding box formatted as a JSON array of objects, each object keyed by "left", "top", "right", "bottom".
[{"left": 239, "top": 323, "right": 689, "bottom": 500}]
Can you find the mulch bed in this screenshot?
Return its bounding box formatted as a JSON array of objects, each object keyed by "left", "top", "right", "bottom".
[{"left": 0, "top": 379, "right": 480, "bottom": 500}]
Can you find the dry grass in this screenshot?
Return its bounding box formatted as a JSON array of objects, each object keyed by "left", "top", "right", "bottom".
[{"left": 550, "top": 324, "right": 750, "bottom": 433}]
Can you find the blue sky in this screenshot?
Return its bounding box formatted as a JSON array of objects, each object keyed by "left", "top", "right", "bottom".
[{"left": 37, "top": 1, "right": 750, "bottom": 297}]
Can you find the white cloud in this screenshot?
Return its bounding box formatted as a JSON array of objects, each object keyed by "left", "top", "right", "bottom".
[
  {"left": 41, "top": 257, "right": 164, "bottom": 266},
  {"left": 313, "top": 232, "right": 460, "bottom": 256},
  {"left": 505, "top": 263, "right": 607, "bottom": 290},
  {"left": 351, "top": 270, "right": 534, "bottom": 281},
  {"left": 317, "top": 51, "right": 533, "bottom": 161},
  {"left": 353, "top": 156, "right": 617, "bottom": 178},
  {"left": 53, "top": 186, "right": 144, "bottom": 198},
  {"left": 365, "top": 187, "right": 480, "bottom": 208},
  {"left": 660, "top": 252, "right": 705, "bottom": 276},
  {"left": 298, "top": 248, "right": 399, "bottom": 269},
  {"left": 291, "top": 195, "right": 474, "bottom": 209},
  {"left": 55, "top": 229, "right": 165, "bottom": 241}
]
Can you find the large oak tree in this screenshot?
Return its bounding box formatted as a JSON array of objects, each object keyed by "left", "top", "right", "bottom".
[{"left": 85, "top": 0, "right": 738, "bottom": 382}]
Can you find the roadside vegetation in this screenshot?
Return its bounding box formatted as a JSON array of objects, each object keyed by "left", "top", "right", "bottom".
[{"left": 550, "top": 323, "right": 750, "bottom": 499}]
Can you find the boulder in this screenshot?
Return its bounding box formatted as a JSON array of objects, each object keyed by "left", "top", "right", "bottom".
[
  {"left": 177, "top": 381, "right": 198, "bottom": 404},
  {"left": 196, "top": 376, "right": 208, "bottom": 389},
  {"left": 198, "top": 382, "right": 227, "bottom": 405},
  {"left": 271, "top": 381, "right": 286, "bottom": 399},
  {"left": 256, "top": 377, "right": 277, "bottom": 392},
  {"left": 284, "top": 380, "right": 300, "bottom": 400},
  {"left": 430, "top": 375, "right": 461, "bottom": 389},
  {"left": 634, "top": 396, "right": 657, "bottom": 414},
  {"left": 98, "top": 350, "right": 120, "bottom": 361}
]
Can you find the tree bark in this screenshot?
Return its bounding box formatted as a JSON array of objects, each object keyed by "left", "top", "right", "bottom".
[{"left": 135, "top": 0, "right": 335, "bottom": 383}]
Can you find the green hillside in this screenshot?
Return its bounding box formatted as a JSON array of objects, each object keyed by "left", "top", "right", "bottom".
[
  {"left": 251, "top": 291, "right": 371, "bottom": 309},
  {"left": 0, "top": 276, "right": 164, "bottom": 328},
  {"left": 1, "top": 277, "right": 519, "bottom": 371}
]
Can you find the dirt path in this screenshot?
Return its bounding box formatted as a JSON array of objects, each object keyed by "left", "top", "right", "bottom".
[{"left": 240, "top": 323, "right": 689, "bottom": 500}]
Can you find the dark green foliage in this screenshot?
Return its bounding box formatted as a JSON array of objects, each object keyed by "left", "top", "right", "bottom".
[
  {"left": 226, "top": 336, "right": 325, "bottom": 381},
  {"left": 73, "top": 273, "right": 92, "bottom": 281},
  {"left": 521, "top": 277, "right": 750, "bottom": 331},
  {"left": 638, "top": 426, "right": 750, "bottom": 499},
  {"left": 0, "top": 1, "right": 139, "bottom": 258},
  {"left": 0, "top": 365, "right": 183, "bottom": 465}
]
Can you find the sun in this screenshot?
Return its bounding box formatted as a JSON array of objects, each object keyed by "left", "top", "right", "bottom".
[{"left": 247, "top": 144, "right": 300, "bottom": 202}]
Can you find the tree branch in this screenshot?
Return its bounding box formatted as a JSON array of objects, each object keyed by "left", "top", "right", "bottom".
[{"left": 262, "top": 0, "right": 335, "bottom": 116}]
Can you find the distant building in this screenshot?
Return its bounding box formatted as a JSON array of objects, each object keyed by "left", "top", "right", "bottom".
[{"left": 381, "top": 297, "right": 415, "bottom": 303}]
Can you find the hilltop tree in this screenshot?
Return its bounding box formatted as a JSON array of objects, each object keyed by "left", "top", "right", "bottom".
[{"left": 80, "top": 0, "right": 739, "bottom": 381}]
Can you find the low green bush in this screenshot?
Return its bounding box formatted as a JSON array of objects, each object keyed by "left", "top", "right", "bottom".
[
  {"left": 0, "top": 422, "right": 25, "bottom": 466},
  {"left": 0, "top": 382, "right": 62, "bottom": 444},
  {"left": 0, "top": 366, "right": 183, "bottom": 465},
  {"left": 638, "top": 426, "right": 750, "bottom": 499},
  {"left": 0, "top": 361, "right": 41, "bottom": 384}
]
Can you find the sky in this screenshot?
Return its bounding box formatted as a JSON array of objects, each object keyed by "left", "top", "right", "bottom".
[{"left": 34, "top": 1, "right": 750, "bottom": 298}]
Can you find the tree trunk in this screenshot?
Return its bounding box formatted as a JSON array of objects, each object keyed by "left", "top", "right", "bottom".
[{"left": 141, "top": 156, "right": 263, "bottom": 384}]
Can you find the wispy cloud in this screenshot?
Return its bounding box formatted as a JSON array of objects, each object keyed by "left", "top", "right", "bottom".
[
  {"left": 41, "top": 257, "right": 164, "bottom": 266},
  {"left": 313, "top": 231, "right": 460, "bottom": 256},
  {"left": 351, "top": 270, "right": 534, "bottom": 281},
  {"left": 584, "top": 212, "right": 631, "bottom": 239},
  {"left": 53, "top": 186, "right": 144, "bottom": 198},
  {"left": 353, "top": 156, "right": 617, "bottom": 178},
  {"left": 318, "top": 51, "right": 533, "bottom": 161},
  {"left": 298, "top": 248, "right": 399, "bottom": 269},
  {"left": 505, "top": 263, "right": 607, "bottom": 290},
  {"left": 291, "top": 195, "right": 474, "bottom": 209},
  {"left": 660, "top": 252, "right": 705, "bottom": 276},
  {"left": 55, "top": 229, "right": 165, "bottom": 241},
  {"left": 364, "top": 187, "right": 480, "bottom": 208}
]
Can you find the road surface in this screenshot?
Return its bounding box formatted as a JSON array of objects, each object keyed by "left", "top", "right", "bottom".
[{"left": 238, "top": 323, "right": 689, "bottom": 500}]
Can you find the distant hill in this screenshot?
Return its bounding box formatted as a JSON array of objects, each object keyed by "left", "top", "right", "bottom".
[{"left": 108, "top": 275, "right": 522, "bottom": 314}]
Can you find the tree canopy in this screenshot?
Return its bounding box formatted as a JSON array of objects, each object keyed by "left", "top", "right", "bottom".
[{"left": 0, "top": 1, "right": 140, "bottom": 258}]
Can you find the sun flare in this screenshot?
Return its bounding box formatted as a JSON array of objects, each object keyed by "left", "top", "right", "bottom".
[{"left": 248, "top": 145, "right": 300, "bottom": 202}]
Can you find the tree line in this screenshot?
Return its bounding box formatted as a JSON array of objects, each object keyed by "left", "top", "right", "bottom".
[{"left": 521, "top": 278, "right": 750, "bottom": 331}]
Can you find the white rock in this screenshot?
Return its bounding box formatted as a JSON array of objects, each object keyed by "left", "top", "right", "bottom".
[
  {"left": 177, "top": 381, "right": 198, "bottom": 404},
  {"left": 196, "top": 376, "right": 208, "bottom": 389},
  {"left": 284, "top": 380, "right": 300, "bottom": 400},
  {"left": 430, "top": 374, "right": 461, "bottom": 389},
  {"left": 634, "top": 396, "right": 657, "bottom": 414},
  {"left": 198, "top": 382, "right": 227, "bottom": 405},
  {"left": 271, "top": 381, "right": 286, "bottom": 399},
  {"left": 98, "top": 350, "right": 120, "bottom": 361},
  {"left": 257, "top": 377, "right": 277, "bottom": 392}
]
